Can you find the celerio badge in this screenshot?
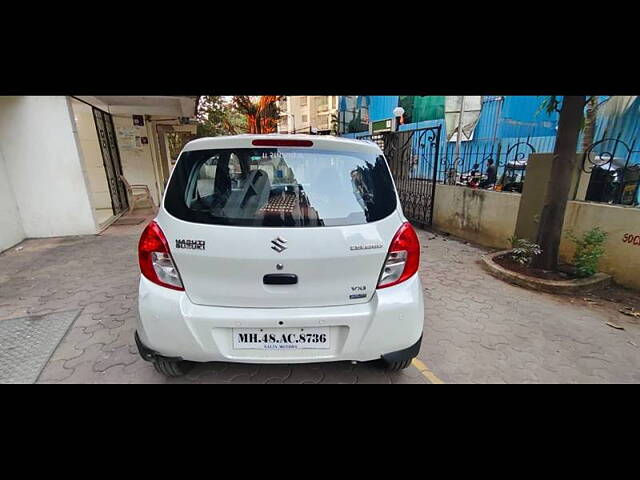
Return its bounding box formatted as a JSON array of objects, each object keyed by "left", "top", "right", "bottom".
[{"left": 350, "top": 243, "right": 383, "bottom": 251}]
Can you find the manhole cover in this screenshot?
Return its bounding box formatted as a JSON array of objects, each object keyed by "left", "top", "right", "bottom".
[{"left": 0, "top": 310, "right": 80, "bottom": 384}]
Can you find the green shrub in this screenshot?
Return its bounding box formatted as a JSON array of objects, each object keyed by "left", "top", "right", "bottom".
[
  {"left": 508, "top": 236, "right": 542, "bottom": 266},
  {"left": 567, "top": 227, "right": 608, "bottom": 278}
]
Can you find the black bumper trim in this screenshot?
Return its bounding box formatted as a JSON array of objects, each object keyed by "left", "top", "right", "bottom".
[
  {"left": 381, "top": 333, "right": 423, "bottom": 363},
  {"left": 134, "top": 331, "right": 183, "bottom": 362}
]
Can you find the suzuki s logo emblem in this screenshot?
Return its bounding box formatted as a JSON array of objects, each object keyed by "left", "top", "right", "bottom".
[{"left": 271, "top": 236, "right": 288, "bottom": 253}]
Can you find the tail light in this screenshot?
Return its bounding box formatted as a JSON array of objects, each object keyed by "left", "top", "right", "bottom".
[
  {"left": 377, "top": 222, "right": 420, "bottom": 289},
  {"left": 138, "top": 221, "right": 184, "bottom": 291}
]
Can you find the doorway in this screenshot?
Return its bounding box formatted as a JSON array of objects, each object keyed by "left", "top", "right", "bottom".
[
  {"left": 93, "top": 108, "right": 129, "bottom": 217},
  {"left": 71, "top": 99, "right": 129, "bottom": 227},
  {"left": 154, "top": 123, "right": 196, "bottom": 193}
]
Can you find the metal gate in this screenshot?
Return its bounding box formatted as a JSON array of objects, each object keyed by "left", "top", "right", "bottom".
[
  {"left": 93, "top": 108, "right": 129, "bottom": 215},
  {"left": 360, "top": 126, "right": 441, "bottom": 227}
]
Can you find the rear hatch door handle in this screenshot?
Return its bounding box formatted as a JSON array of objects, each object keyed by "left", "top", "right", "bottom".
[{"left": 263, "top": 273, "right": 298, "bottom": 285}]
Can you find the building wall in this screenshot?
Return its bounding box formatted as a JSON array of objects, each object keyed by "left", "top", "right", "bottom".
[
  {"left": 283, "top": 96, "right": 309, "bottom": 132},
  {"left": 0, "top": 96, "right": 97, "bottom": 238},
  {"left": 560, "top": 202, "right": 640, "bottom": 291},
  {"left": 280, "top": 96, "right": 336, "bottom": 133},
  {"left": 309, "top": 96, "right": 334, "bottom": 131},
  {"left": 0, "top": 147, "right": 24, "bottom": 251},
  {"left": 112, "top": 115, "right": 160, "bottom": 205},
  {"left": 432, "top": 185, "right": 640, "bottom": 290}
]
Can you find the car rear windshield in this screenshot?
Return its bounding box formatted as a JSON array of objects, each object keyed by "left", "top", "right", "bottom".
[{"left": 164, "top": 147, "right": 397, "bottom": 227}]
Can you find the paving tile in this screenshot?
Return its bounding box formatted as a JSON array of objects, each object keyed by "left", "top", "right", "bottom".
[{"left": 0, "top": 216, "right": 636, "bottom": 384}]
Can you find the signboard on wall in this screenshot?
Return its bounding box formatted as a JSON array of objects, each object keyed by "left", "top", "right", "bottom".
[
  {"left": 372, "top": 119, "right": 392, "bottom": 133},
  {"left": 116, "top": 127, "right": 137, "bottom": 150}
]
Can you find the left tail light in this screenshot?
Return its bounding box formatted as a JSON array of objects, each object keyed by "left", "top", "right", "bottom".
[
  {"left": 138, "top": 221, "right": 184, "bottom": 291},
  {"left": 377, "top": 222, "right": 420, "bottom": 289}
]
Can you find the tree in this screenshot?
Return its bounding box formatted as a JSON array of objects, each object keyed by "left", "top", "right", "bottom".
[
  {"left": 582, "top": 95, "right": 598, "bottom": 152},
  {"left": 196, "top": 96, "right": 247, "bottom": 137},
  {"left": 330, "top": 112, "right": 339, "bottom": 135},
  {"left": 232, "top": 96, "right": 282, "bottom": 134},
  {"left": 532, "top": 95, "right": 640, "bottom": 271},
  {"left": 166, "top": 132, "right": 196, "bottom": 161},
  {"left": 533, "top": 96, "right": 586, "bottom": 270}
]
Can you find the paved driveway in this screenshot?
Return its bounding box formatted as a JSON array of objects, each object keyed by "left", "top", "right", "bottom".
[{"left": 1, "top": 210, "right": 638, "bottom": 383}]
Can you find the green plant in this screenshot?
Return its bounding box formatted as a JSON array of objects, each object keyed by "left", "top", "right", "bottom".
[
  {"left": 330, "top": 113, "right": 340, "bottom": 135},
  {"left": 567, "top": 227, "right": 608, "bottom": 278},
  {"left": 196, "top": 96, "right": 247, "bottom": 137},
  {"left": 508, "top": 236, "right": 542, "bottom": 266}
]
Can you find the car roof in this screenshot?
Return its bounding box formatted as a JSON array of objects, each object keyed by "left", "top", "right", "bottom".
[{"left": 182, "top": 134, "right": 382, "bottom": 155}]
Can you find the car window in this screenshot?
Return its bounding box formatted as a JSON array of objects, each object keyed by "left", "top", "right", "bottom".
[{"left": 164, "top": 147, "right": 397, "bottom": 227}]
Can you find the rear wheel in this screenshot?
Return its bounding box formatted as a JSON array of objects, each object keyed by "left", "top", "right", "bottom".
[
  {"left": 383, "top": 358, "right": 413, "bottom": 372},
  {"left": 152, "top": 357, "right": 191, "bottom": 377}
]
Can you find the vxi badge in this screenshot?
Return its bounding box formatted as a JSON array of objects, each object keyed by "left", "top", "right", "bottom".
[{"left": 349, "top": 285, "right": 367, "bottom": 300}]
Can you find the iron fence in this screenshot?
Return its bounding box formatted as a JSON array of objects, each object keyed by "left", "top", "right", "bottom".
[
  {"left": 355, "top": 130, "right": 558, "bottom": 194},
  {"left": 359, "top": 126, "right": 441, "bottom": 226},
  {"left": 437, "top": 136, "right": 556, "bottom": 192},
  {"left": 582, "top": 135, "right": 640, "bottom": 206}
]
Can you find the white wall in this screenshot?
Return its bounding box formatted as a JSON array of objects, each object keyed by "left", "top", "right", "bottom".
[
  {"left": 0, "top": 147, "right": 25, "bottom": 251},
  {"left": 0, "top": 96, "right": 97, "bottom": 238}
]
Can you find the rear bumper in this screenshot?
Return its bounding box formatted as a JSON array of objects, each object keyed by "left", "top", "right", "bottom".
[
  {"left": 136, "top": 274, "right": 424, "bottom": 364},
  {"left": 381, "top": 334, "right": 422, "bottom": 364}
]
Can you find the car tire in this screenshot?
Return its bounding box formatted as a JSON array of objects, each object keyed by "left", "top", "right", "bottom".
[
  {"left": 384, "top": 358, "right": 413, "bottom": 371},
  {"left": 152, "top": 357, "right": 191, "bottom": 377}
]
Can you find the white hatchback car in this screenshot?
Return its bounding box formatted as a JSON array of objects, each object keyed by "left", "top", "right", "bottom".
[{"left": 136, "top": 134, "right": 424, "bottom": 377}]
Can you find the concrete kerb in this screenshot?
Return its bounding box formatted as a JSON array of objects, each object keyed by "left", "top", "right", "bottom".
[{"left": 481, "top": 249, "right": 612, "bottom": 295}]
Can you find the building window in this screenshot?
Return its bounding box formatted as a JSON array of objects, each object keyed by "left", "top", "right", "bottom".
[
  {"left": 300, "top": 96, "right": 308, "bottom": 107},
  {"left": 302, "top": 114, "right": 308, "bottom": 123},
  {"left": 316, "top": 96, "right": 328, "bottom": 112}
]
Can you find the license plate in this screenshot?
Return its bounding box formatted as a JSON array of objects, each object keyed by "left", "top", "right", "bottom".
[{"left": 232, "top": 327, "right": 330, "bottom": 350}]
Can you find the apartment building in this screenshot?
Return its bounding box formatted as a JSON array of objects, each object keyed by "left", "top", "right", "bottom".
[{"left": 278, "top": 96, "right": 338, "bottom": 134}]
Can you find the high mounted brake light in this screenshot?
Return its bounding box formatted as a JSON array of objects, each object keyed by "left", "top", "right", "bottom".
[
  {"left": 376, "top": 222, "right": 420, "bottom": 289},
  {"left": 138, "top": 221, "right": 184, "bottom": 291},
  {"left": 251, "top": 139, "right": 313, "bottom": 147}
]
